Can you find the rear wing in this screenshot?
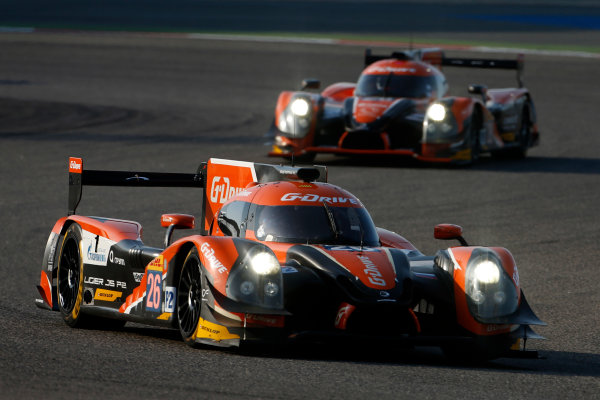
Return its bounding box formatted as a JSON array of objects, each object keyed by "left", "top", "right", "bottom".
[
  {"left": 67, "top": 157, "right": 327, "bottom": 235},
  {"left": 364, "top": 48, "right": 525, "bottom": 87}
]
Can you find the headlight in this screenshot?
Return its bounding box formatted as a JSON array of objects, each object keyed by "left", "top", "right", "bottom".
[
  {"left": 423, "top": 102, "right": 459, "bottom": 143},
  {"left": 277, "top": 95, "right": 313, "bottom": 138},
  {"left": 472, "top": 260, "right": 500, "bottom": 285},
  {"left": 426, "top": 103, "right": 446, "bottom": 121},
  {"left": 290, "top": 98, "right": 310, "bottom": 117},
  {"left": 226, "top": 245, "right": 283, "bottom": 310},
  {"left": 465, "top": 249, "right": 519, "bottom": 320},
  {"left": 249, "top": 251, "right": 280, "bottom": 275}
]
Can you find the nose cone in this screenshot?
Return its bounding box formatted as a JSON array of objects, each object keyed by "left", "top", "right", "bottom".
[{"left": 353, "top": 98, "right": 394, "bottom": 124}]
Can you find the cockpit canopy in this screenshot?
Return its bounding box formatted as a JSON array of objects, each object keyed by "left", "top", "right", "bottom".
[
  {"left": 217, "top": 182, "right": 380, "bottom": 246},
  {"left": 356, "top": 59, "right": 447, "bottom": 99}
]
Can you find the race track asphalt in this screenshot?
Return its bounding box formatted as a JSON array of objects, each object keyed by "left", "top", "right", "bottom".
[{"left": 0, "top": 30, "right": 599, "bottom": 399}]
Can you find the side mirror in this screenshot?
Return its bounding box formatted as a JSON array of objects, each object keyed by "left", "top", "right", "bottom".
[
  {"left": 162, "top": 214, "right": 195, "bottom": 247},
  {"left": 468, "top": 84, "right": 488, "bottom": 101},
  {"left": 301, "top": 79, "right": 321, "bottom": 90},
  {"left": 434, "top": 224, "right": 468, "bottom": 246}
]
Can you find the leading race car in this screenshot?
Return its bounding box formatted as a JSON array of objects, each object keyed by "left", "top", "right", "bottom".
[
  {"left": 267, "top": 48, "right": 540, "bottom": 164},
  {"left": 36, "top": 157, "right": 545, "bottom": 360}
]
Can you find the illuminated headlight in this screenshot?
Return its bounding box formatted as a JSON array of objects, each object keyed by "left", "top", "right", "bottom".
[
  {"left": 250, "top": 252, "right": 280, "bottom": 275},
  {"left": 426, "top": 103, "right": 447, "bottom": 122},
  {"left": 423, "top": 102, "right": 459, "bottom": 143},
  {"left": 277, "top": 95, "right": 313, "bottom": 138},
  {"left": 225, "top": 245, "right": 283, "bottom": 310},
  {"left": 465, "top": 249, "right": 519, "bottom": 320},
  {"left": 290, "top": 98, "right": 310, "bottom": 117},
  {"left": 472, "top": 260, "right": 500, "bottom": 284}
]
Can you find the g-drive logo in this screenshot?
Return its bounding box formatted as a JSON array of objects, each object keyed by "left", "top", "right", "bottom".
[
  {"left": 70, "top": 160, "right": 81, "bottom": 171},
  {"left": 210, "top": 176, "right": 245, "bottom": 204}
]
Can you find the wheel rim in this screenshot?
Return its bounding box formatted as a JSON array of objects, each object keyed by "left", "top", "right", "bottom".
[
  {"left": 177, "top": 255, "right": 202, "bottom": 338},
  {"left": 58, "top": 237, "right": 80, "bottom": 312}
]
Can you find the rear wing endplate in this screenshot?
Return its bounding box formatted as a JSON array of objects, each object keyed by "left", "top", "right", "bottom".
[{"left": 67, "top": 157, "right": 327, "bottom": 235}]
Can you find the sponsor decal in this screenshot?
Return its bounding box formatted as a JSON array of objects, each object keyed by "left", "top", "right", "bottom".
[
  {"left": 133, "top": 272, "right": 144, "bottom": 282},
  {"left": 84, "top": 276, "right": 104, "bottom": 286},
  {"left": 84, "top": 276, "right": 126, "bottom": 289},
  {"left": 334, "top": 302, "right": 356, "bottom": 330},
  {"left": 281, "top": 192, "right": 358, "bottom": 204},
  {"left": 246, "top": 314, "right": 285, "bottom": 328},
  {"left": 109, "top": 250, "right": 125, "bottom": 266},
  {"left": 156, "top": 312, "right": 171, "bottom": 321},
  {"left": 358, "top": 255, "right": 386, "bottom": 286},
  {"left": 368, "top": 66, "right": 417, "bottom": 74},
  {"left": 145, "top": 265, "right": 162, "bottom": 312},
  {"left": 87, "top": 243, "right": 106, "bottom": 263},
  {"left": 69, "top": 157, "right": 82, "bottom": 173},
  {"left": 323, "top": 245, "right": 379, "bottom": 252},
  {"left": 81, "top": 230, "right": 115, "bottom": 266},
  {"left": 513, "top": 267, "right": 520, "bottom": 287},
  {"left": 281, "top": 266, "right": 298, "bottom": 274},
  {"left": 93, "top": 289, "right": 122, "bottom": 302},
  {"left": 47, "top": 243, "right": 56, "bottom": 271},
  {"left": 486, "top": 324, "right": 510, "bottom": 333},
  {"left": 195, "top": 317, "right": 240, "bottom": 341},
  {"left": 200, "top": 243, "right": 227, "bottom": 274},
  {"left": 164, "top": 286, "right": 176, "bottom": 313},
  {"left": 210, "top": 176, "right": 246, "bottom": 204}
]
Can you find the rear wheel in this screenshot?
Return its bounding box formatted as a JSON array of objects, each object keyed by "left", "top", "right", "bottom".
[
  {"left": 513, "top": 107, "right": 532, "bottom": 158},
  {"left": 57, "top": 223, "right": 86, "bottom": 327},
  {"left": 57, "top": 223, "right": 126, "bottom": 329},
  {"left": 177, "top": 248, "right": 204, "bottom": 346},
  {"left": 493, "top": 107, "right": 531, "bottom": 159}
]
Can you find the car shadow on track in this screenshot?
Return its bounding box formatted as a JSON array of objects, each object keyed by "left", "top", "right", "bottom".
[
  {"left": 109, "top": 324, "right": 600, "bottom": 377},
  {"left": 310, "top": 154, "right": 600, "bottom": 175},
  {"left": 239, "top": 341, "right": 600, "bottom": 377}
]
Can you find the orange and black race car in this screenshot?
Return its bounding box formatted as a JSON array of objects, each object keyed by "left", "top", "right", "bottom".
[
  {"left": 267, "top": 48, "right": 539, "bottom": 164},
  {"left": 36, "top": 157, "right": 544, "bottom": 360}
]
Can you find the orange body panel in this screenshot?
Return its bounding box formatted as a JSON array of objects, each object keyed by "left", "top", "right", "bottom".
[
  {"left": 68, "top": 215, "right": 142, "bottom": 242},
  {"left": 321, "top": 82, "right": 355, "bottom": 102},
  {"left": 449, "top": 247, "right": 521, "bottom": 335}
]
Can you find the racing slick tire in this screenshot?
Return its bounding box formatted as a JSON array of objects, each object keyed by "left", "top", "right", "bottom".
[
  {"left": 57, "top": 223, "right": 126, "bottom": 329},
  {"left": 493, "top": 106, "right": 532, "bottom": 159},
  {"left": 466, "top": 111, "right": 481, "bottom": 165},
  {"left": 513, "top": 107, "right": 532, "bottom": 159},
  {"left": 177, "top": 247, "right": 204, "bottom": 347},
  {"left": 56, "top": 223, "right": 87, "bottom": 327}
]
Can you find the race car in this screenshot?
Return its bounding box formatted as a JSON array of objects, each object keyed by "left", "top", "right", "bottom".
[
  {"left": 36, "top": 157, "right": 545, "bottom": 360},
  {"left": 267, "top": 48, "right": 540, "bottom": 164}
]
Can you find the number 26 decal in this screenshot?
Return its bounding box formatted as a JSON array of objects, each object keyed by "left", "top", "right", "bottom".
[{"left": 145, "top": 269, "right": 162, "bottom": 312}]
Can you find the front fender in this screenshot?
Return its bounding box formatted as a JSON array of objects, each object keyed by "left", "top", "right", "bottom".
[
  {"left": 164, "top": 236, "right": 284, "bottom": 313},
  {"left": 444, "top": 246, "right": 532, "bottom": 336}
]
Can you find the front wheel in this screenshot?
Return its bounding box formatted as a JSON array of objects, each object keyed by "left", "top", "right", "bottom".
[{"left": 177, "top": 248, "right": 204, "bottom": 346}]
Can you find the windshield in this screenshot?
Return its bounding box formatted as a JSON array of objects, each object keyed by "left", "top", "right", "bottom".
[
  {"left": 251, "top": 204, "right": 380, "bottom": 246},
  {"left": 355, "top": 74, "right": 436, "bottom": 98}
]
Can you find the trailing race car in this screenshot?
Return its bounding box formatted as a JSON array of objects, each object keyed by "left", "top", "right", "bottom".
[
  {"left": 267, "top": 48, "right": 539, "bottom": 164},
  {"left": 36, "top": 157, "right": 544, "bottom": 360}
]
